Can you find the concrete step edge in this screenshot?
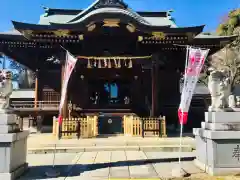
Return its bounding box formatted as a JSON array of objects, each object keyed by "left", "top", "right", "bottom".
[
  {"left": 28, "top": 146, "right": 194, "bottom": 154},
  {"left": 27, "top": 144, "right": 195, "bottom": 148},
  {"left": 28, "top": 145, "right": 194, "bottom": 149}
]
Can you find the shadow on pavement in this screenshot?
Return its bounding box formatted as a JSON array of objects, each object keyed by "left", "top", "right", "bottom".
[{"left": 18, "top": 157, "right": 194, "bottom": 179}]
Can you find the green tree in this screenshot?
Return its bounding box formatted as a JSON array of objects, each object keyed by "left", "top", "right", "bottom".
[
  {"left": 210, "top": 8, "right": 240, "bottom": 91},
  {"left": 217, "top": 9, "right": 240, "bottom": 36}
]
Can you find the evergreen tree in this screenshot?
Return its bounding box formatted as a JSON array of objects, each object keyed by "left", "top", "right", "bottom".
[{"left": 211, "top": 8, "right": 240, "bottom": 91}]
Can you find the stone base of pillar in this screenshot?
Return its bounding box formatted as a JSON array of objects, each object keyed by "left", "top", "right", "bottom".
[
  {"left": 194, "top": 112, "right": 240, "bottom": 176},
  {"left": 0, "top": 113, "right": 29, "bottom": 180},
  {"left": 194, "top": 158, "right": 240, "bottom": 176},
  {"left": 0, "top": 163, "right": 28, "bottom": 180}
]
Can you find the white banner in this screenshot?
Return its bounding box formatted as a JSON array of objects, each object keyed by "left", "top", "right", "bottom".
[
  {"left": 179, "top": 47, "right": 209, "bottom": 121},
  {"left": 59, "top": 51, "right": 77, "bottom": 114}
]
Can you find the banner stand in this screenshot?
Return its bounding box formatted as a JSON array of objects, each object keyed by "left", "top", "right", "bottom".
[
  {"left": 173, "top": 46, "right": 189, "bottom": 178},
  {"left": 172, "top": 45, "right": 210, "bottom": 178},
  {"left": 45, "top": 142, "right": 60, "bottom": 177},
  {"left": 45, "top": 48, "right": 78, "bottom": 178}
]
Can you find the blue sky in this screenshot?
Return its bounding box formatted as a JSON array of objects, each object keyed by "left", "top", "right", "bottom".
[{"left": 0, "top": 0, "right": 239, "bottom": 32}]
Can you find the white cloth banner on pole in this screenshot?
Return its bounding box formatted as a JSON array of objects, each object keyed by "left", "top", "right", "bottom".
[
  {"left": 58, "top": 51, "right": 77, "bottom": 123},
  {"left": 178, "top": 46, "right": 210, "bottom": 124},
  {"left": 175, "top": 46, "right": 210, "bottom": 175}
]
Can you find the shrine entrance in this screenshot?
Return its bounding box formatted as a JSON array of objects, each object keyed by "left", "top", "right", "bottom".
[
  {"left": 88, "top": 78, "right": 132, "bottom": 108},
  {"left": 98, "top": 114, "right": 123, "bottom": 135}
]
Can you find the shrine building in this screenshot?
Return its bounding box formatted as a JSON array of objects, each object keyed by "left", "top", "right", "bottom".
[{"left": 0, "top": 0, "right": 236, "bottom": 136}]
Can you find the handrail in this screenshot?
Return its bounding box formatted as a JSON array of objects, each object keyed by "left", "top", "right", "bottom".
[
  {"left": 11, "top": 101, "right": 60, "bottom": 103},
  {"left": 10, "top": 100, "right": 60, "bottom": 109}
]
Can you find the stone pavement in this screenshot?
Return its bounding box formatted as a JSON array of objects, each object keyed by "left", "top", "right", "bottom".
[
  {"left": 27, "top": 134, "right": 195, "bottom": 153},
  {"left": 16, "top": 151, "right": 212, "bottom": 180}
]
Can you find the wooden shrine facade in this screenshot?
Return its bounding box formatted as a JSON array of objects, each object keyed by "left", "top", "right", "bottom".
[{"left": 0, "top": 0, "right": 236, "bottom": 126}]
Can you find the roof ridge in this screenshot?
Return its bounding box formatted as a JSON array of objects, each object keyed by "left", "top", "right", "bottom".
[
  {"left": 67, "top": 0, "right": 130, "bottom": 24},
  {"left": 63, "top": 7, "right": 151, "bottom": 25},
  {"left": 67, "top": 0, "right": 101, "bottom": 23}
]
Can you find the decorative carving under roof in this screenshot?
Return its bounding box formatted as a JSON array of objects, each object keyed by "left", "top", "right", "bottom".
[
  {"left": 103, "top": 19, "right": 120, "bottom": 27},
  {"left": 152, "top": 32, "right": 166, "bottom": 40},
  {"left": 95, "top": 0, "right": 128, "bottom": 9}
]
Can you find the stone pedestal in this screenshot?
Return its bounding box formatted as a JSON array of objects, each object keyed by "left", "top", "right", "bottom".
[
  {"left": 0, "top": 112, "right": 29, "bottom": 180},
  {"left": 194, "top": 112, "right": 240, "bottom": 176}
]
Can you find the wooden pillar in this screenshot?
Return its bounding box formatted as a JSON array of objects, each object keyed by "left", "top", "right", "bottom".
[
  {"left": 155, "top": 56, "right": 159, "bottom": 115},
  {"left": 37, "top": 70, "right": 43, "bottom": 103},
  {"left": 34, "top": 70, "right": 38, "bottom": 108},
  {"left": 151, "top": 54, "right": 159, "bottom": 117},
  {"left": 151, "top": 58, "right": 155, "bottom": 117}
]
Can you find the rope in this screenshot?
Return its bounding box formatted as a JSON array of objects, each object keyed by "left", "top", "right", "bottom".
[{"left": 77, "top": 55, "right": 152, "bottom": 60}]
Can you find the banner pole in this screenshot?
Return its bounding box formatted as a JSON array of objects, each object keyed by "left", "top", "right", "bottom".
[
  {"left": 52, "top": 143, "right": 57, "bottom": 167},
  {"left": 174, "top": 47, "right": 210, "bottom": 178},
  {"left": 46, "top": 49, "right": 77, "bottom": 178},
  {"left": 178, "top": 115, "right": 184, "bottom": 165},
  {"left": 178, "top": 45, "right": 189, "bottom": 170}
]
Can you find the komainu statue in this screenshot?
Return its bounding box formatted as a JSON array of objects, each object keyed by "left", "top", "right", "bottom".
[
  {"left": 0, "top": 70, "right": 13, "bottom": 111},
  {"left": 208, "top": 69, "right": 232, "bottom": 111}
]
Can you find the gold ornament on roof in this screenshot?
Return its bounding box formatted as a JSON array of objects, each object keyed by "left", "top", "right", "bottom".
[
  {"left": 78, "top": 34, "right": 84, "bottom": 40},
  {"left": 103, "top": 19, "right": 120, "bottom": 27},
  {"left": 87, "top": 23, "right": 96, "bottom": 32},
  {"left": 54, "top": 30, "right": 70, "bottom": 37},
  {"left": 152, "top": 32, "right": 165, "bottom": 40},
  {"left": 126, "top": 23, "right": 136, "bottom": 33},
  {"left": 138, "top": 36, "right": 143, "bottom": 42},
  {"left": 22, "top": 30, "right": 33, "bottom": 39}
]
